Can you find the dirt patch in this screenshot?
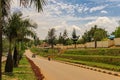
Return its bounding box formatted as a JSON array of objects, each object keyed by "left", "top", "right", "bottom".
[{"left": 26, "top": 57, "right": 44, "bottom": 80}]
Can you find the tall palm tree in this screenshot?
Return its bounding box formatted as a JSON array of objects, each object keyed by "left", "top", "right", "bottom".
[
  {"left": 14, "top": 16, "right": 36, "bottom": 67},
  {"left": 0, "top": 0, "right": 10, "bottom": 79},
  {"left": 3, "top": 12, "right": 37, "bottom": 70},
  {"left": 3, "top": 13, "right": 23, "bottom": 72},
  {"left": 0, "top": 0, "right": 46, "bottom": 79}
]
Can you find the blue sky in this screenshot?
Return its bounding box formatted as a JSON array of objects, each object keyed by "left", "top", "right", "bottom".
[{"left": 11, "top": 0, "right": 120, "bottom": 39}]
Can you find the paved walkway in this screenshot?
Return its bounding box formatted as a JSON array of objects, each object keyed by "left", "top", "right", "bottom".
[{"left": 25, "top": 50, "right": 120, "bottom": 80}]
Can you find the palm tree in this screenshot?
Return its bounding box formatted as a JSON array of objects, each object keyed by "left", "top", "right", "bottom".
[
  {"left": 0, "top": 0, "right": 46, "bottom": 79},
  {"left": 14, "top": 16, "right": 37, "bottom": 67},
  {"left": 47, "top": 28, "right": 56, "bottom": 48},
  {"left": 3, "top": 12, "right": 37, "bottom": 70},
  {"left": 3, "top": 13, "right": 24, "bottom": 72},
  {"left": 3, "top": 13, "right": 23, "bottom": 72}
]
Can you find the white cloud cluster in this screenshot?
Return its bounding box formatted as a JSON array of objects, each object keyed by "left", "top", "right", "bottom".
[
  {"left": 90, "top": 5, "right": 107, "bottom": 13},
  {"left": 101, "top": 10, "right": 108, "bottom": 14},
  {"left": 117, "top": 4, "right": 120, "bottom": 6},
  {"left": 53, "top": 21, "right": 82, "bottom": 38},
  {"left": 85, "top": 17, "right": 119, "bottom": 34},
  {"left": 43, "top": 0, "right": 91, "bottom": 16},
  {"left": 10, "top": 0, "right": 120, "bottom": 39}
]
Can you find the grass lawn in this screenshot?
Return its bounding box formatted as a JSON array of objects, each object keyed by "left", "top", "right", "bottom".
[
  {"left": 2, "top": 56, "right": 36, "bottom": 80},
  {"left": 55, "top": 57, "right": 120, "bottom": 72}
]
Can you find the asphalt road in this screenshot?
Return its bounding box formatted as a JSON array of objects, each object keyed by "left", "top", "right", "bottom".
[{"left": 25, "top": 50, "right": 120, "bottom": 80}]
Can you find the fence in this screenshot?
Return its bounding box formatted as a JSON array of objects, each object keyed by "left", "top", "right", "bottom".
[{"left": 55, "top": 38, "right": 120, "bottom": 49}]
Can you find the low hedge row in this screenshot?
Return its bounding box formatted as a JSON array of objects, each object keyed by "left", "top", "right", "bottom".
[
  {"left": 58, "top": 54, "right": 120, "bottom": 66},
  {"left": 64, "top": 48, "right": 120, "bottom": 56}
]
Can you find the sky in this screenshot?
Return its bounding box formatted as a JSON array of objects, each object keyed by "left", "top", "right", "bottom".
[{"left": 11, "top": 0, "right": 120, "bottom": 39}]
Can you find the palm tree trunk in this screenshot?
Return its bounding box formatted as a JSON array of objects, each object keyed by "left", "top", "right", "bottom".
[
  {"left": 0, "top": 0, "right": 2, "bottom": 79},
  {"left": 13, "top": 42, "right": 18, "bottom": 67},
  {"left": 5, "top": 40, "right": 13, "bottom": 72}
]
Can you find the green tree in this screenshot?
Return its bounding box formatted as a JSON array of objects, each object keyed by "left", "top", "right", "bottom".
[
  {"left": 82, "top": 25, "right": 107, "bottom": 48},
  {"left": 62, "top": 29, "right": 68, "bottom": 45},
  {"left": 47, "top": 28, "right": 56, "bottom": 48},
  {"left": 16, "top": 16, "right": 36, "bottom": 67},
  {"left": 113, "top": 27, "right": 120, "bottom": 38},
  {"left": 72, "top": 28, "right": 79, "bottom": 48},
  {"left": 58, "top": 32, "right": 63, "bottom": 44},
  {"left": 0, "top": 0, "right": 45, "bottom": 76},
  {"left": 3, "top": 13, "right": 22, "bottom": 72},
  {"left": 0, "top": 0, "right": 45, "bottom": 77},
  {"left": 34, "top": 35, "right": 40, "bottom": 46},
  {"left": 3, "top": 12, "right": 37, "bottom": 70}
]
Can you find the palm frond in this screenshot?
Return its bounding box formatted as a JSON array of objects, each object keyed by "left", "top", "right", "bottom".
[
  {"left": 2, "top": 0, "right": 10, "bottom": 17},
  {"left": 20, "top": 0, "right": 46, "bottom": 12}
]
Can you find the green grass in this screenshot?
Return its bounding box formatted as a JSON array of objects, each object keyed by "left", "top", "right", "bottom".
[
  {"left": 58, "top": 54, "right": 120, "bottom": 66},
  {"left": 55, "top": 58, "right": 120, "bottom": 72},
  {"left": 2, "top": 57, "right": 36, "bottom": 80},
  {"left": 30, "top": 47, "right": 59, "bottom": 57},
  {"left": 64, "top": 48, "right": 120, "bottom": 56}
]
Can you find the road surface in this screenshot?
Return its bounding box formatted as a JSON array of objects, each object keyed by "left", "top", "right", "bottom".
[{"left": 25, "top": 50, "right": 120, "bottom": 80}]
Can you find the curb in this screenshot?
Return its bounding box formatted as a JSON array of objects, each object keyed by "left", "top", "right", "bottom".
[
  {"left": 56, "top": 60, "right": 120, "bottom": 77},
  {"left": 26, "top": 56, "right": 45, "bottom": 80}
]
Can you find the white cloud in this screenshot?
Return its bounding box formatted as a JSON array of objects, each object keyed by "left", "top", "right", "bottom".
[
  {"left": 107, "top": 0, "right": 120, "bottom": 2},
  {"left": 49, "top": 0, "right": 57, "bottom": 3},
  {"left": 54, "top": 21, "right": 82, "bottom": 38},
  {"left": 85, "top": 17, "right": 118, "bottom": 34},
  {"left": 101, "top": 10, "right": 108, "bottom": 14},
  {"left": 10, "top": 0, "right": 120, "bottom": 39},
  {"left": 90, "top": 5, "right": 107, "bottom": 13},
  {"left": 117, "top": 4, "right": 120, "bottom": 6}
]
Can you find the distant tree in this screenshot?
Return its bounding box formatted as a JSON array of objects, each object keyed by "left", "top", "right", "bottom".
[
  {"left": 82, "top": 25, "right": 107, "bottom": 48},
  {"left": 47, "top": 28, "right": 56, "bottom": 48},
  {"left": 76, "top": 38, "right": 84, "bottom": 44},
  {"left": 62, "top": 29, "right": 68, "bottom": 45},
  {"left": 58, "top": 32, "right": 63, "bottom": 44},
  {"left": 72, "top": 28, "right": 79, "bottom": 48},
  {"left": 65, "top": 38, "right": 73, "bottom": 45},
  {"left": 113, "top": 27, "right": 120, "bottom": 38},
  {"left": 82, "top": 30, "right": 90, "bottom": 43},
  {"left": 34, "top": 35, "right": 40, "bottom": 46}
]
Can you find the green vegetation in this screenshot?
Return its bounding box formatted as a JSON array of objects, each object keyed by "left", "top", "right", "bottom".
[
  {"left": 55, "top": 58, "right": 120, "bottom": 71},
  {"left": 82, "top": 25, "right": 107, "bottom": 43},
  {"left": 31, "top": 47, "right": 120, "bottom": 72},
  {"left": 112, "top": 25, "right": 120, "bottom": 38},
  {"left": 0, "top": 0, "right": 46, "bottom": 79},
  {"left": 2, "top": 57, "right": 36, "bottom": 80},
  {"left": 31, "top": 47, "right": 59, "bottom": 57},
  {"left": 46, "top": 28, "right": 56, "bottom": 48},
  {"left": 64, "top": 48, "right": 120, "bottom": 56},
  {"left": 72, "top": 28, "right": 79, "bottom": 48}
]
